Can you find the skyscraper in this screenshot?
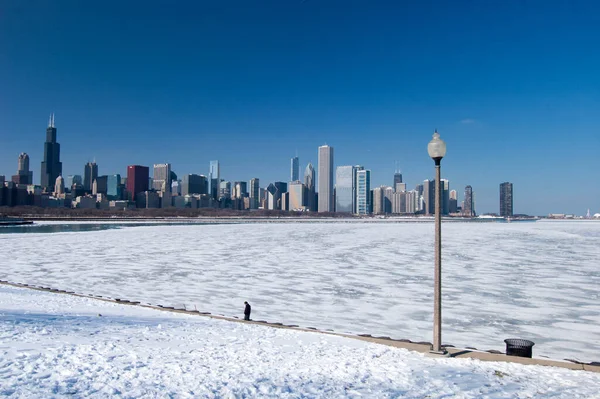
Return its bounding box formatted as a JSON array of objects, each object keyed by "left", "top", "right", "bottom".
[
  {"left": 182, "top": 174, "right": 207, "bottom": 196},
  {"left": 274, "top": 182, "right": 287, "bottom": 197},
  {"left": 93, "top": 176, "right": 108, "bottom": 195},
  {"left": 40, "top": 114, "right": 62, "bottom": 192},
  {"left": 54, "top": 175, "right": 65, "bottom": 196},
  {"left": 355, "top": 168, "right": 371, "bottom": 215},
  {"left": 126, "top": 165, "right": 149, "bottom": 201},
  {"left": 84, "top": 162, "right": 98, "bottom": 192},
  {"left": 266, "top": 183, "right": 278, "bottom": 210},
  {"left": 288, "top": 181, "right": 305, "bottom": 210},
  {"left": 441, "top": 179, "right": 450, "bottom": 215},
  {"left": 393, "top": 170, "right": 403, "bottom": 191},
  {"left": 172, "top": 180, "right": 181, "bottom": 196},
  {"left": 209, "top": 160, "right": 220, "bottom": 200},
  {"left": 12, "top": 153, "right": 33, "bottom": 185},
  {"left": 304, "top": 163, "right": 316, "bottom": 211},
  {"left": 464, "top": 185, "right": 475, "bottom": 217},
  {"left": 107, "top": 174, "right": 122, "bottom": 200},
  {"left": 335, "top": 165, "right": 355, "bottom": 213},
  {"left": 500, "top": 182, "right": 513, "bottom": 217},
  {"left": 415, "top": 183, "right": 424, "bottom": 212},
  {"left": 318, "top": 145, "right": 334, "bottom": 212},
  {"left": 449, "top": 189, "right": 458, "bottom": 214},
  {"left": 421, "top": 179, "right": 449, "bottom": 215},
  {"left": 405, "top": 189, "right": 418, "bottom": 214},
  {"left": 265, "top": 181, "right": 288, "bottom": 209},
  {"left": 372, "top": 186, "right": 393, "bottom": 215},
  {"left": 18, "top": 153, "right": 29, "bottom": 175},
  {"left": 249, "top": 178, "right": 260, "bottom": 209},
  {"left": 233, "top": 181, "right": 248, "bottom": 199},
  {"left": 384, "top": 186, "right": 394, "bottom": 213},
  {"left": 291, "top": 156, "right": 299, "bottom": 182},
  {"left": 153, "top": 163, "right": 172, "bottom": 192},
  {"left": 219, "top": 181, "right": 232, "bottom": 199},
  {"left": 423, "top": 179, "right": 435, "bottom": 215}
]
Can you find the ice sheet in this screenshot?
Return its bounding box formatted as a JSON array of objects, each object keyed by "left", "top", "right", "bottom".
[{"left": 2, "top": 220, "right": 599, "bottom": 362}]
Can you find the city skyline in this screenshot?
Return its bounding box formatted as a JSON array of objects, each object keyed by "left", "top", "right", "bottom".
[
  {"left": 1, "top": 2, "right": 598, "bottom": 215},
  {"left": 0, "top": 115, "right": 537, "bottom": 216},
  {"left": 1, "top": 116, "right": 513, "bottom": 217}
]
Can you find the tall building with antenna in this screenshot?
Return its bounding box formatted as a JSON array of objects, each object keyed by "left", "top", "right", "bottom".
[
  {"left": 84, "top": 161, "right": 98, "bottom": 192},
  {"left": 393, "top": 161, "right": 403, "bottom": 191},
  {"left": 393, "top": 162, "right": 403, "bottom": 192},
  {"left": 290, "top": 155, "right": 299, "bottom": 182},
  {"left": 40, "top": 114, "right": 62, "bottom": 193}
]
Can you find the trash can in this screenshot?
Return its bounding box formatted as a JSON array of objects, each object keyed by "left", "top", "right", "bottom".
[{"left": 504, "top": 339, "right": 535, "bottom": 358}]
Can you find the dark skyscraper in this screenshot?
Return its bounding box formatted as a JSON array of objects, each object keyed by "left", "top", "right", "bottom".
[
  {"left": 182, "top": 174, "right": 207, "bottom": 196},
  {"left": 249, "top": 177, "right": 260, "bottom": 209},
  {"left": 84, "top": 162, "right": 98, "bottom": 192},
  {"left": 423, "top": 179, "right": 435, "bottom": 215},
  {"left": 126, "top": 165, "right": 149, "bottom": 200},
  {"left": 500, "top": 182, "right": 513, "bottom": 217},
  {"left": 40, "top": 114, "right": 62, "bottom": 192},
  {"left": 304, "top": 163, "right": 316, "bottom": 211},
  {"left": 291, "top": 156, "right": 299, "bottom": 182},
  {"left": 393, "top": 171, "right": 403, "bottom": 190},
  {"left": 209, "top": 160, "right": 220, "bottom": 200},
  {"left": 463, "top": 185, "right": 475, "bottom": 217}
]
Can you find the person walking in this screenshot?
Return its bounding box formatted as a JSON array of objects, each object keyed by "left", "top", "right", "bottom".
[{"left": 244, "top": 301, "right": 251, "bottom": 321}]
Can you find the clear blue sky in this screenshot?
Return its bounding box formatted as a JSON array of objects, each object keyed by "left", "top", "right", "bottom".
[{"left": 1, "top": 1, "right": 599, "bottom": 216}]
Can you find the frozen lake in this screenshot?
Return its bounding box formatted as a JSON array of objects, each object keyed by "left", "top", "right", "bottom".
[{"left": 2, "top": 220, "right": 599, "bottom": 362}]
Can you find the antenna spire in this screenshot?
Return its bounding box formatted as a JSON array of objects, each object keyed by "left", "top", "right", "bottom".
[{"left": 48, "top": 113, "right": 55, "bottom": 128}]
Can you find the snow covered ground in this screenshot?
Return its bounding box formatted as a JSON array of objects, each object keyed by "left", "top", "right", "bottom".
[
  {"left": 1, "top": 220, "right": 599, "bottom": 363},
  {"left": 1, "top": 284, "right": 599, "bottom": 398}
]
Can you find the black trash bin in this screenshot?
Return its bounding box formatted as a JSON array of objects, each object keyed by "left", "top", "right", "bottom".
[{"left": 504, "top": 339, "right": 535, "bottom": 358}]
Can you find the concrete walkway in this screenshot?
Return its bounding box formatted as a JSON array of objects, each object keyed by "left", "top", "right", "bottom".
[{"left": 2, "top": 280, "right": 598, "bottom": 374}]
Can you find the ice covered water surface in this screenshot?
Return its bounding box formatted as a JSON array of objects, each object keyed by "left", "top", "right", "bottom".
[{"left": 2, "top": 220, "right": 599, "bottom": 362}]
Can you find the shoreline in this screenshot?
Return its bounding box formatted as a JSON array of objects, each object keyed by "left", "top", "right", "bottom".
[
  {"left": 0, "top": 218, "right": 34, "bottom": 226},
  {"left": 3, "top": 215, "right": 540, "bottom": 224},
  {"left": 1, "top": 280, "right": 598, "bottom": 373}
]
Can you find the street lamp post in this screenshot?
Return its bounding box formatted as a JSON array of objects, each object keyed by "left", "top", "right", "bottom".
[{"left": 428, "top": 129, "right": 447, "bottom": 354}]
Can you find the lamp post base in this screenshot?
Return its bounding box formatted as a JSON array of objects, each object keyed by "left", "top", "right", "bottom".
[{"left": 427, "top": 348, "right": 450, "bottom": 357}]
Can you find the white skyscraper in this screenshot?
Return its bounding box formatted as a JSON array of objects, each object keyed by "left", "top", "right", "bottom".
[
  {"left": 54, "top": 175, "right": 65, "bottom": 196},
  {"left": 318, "top": 145, "right": 334, "bottom": 212},
  {"left": 153, "top": 163, "right": 171, "bottom": 193},
  {"left": 355, "top": 168, "right": 371, "bottom": 215}
]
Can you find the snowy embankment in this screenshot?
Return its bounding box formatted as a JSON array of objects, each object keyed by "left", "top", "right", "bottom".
[{"left": 1, "top": 285, "right": 599, "bottom": 398}]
